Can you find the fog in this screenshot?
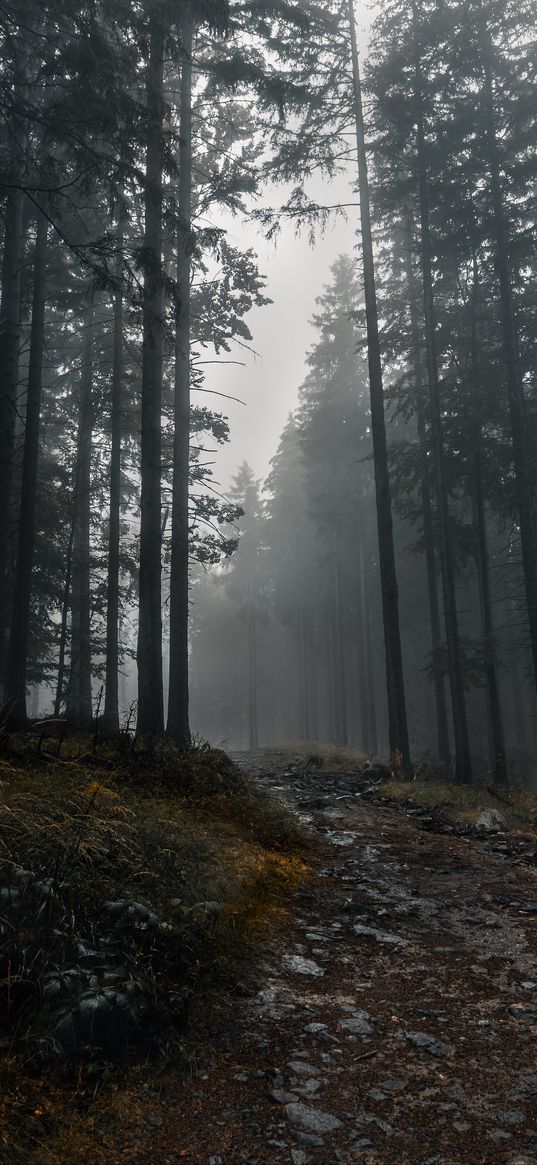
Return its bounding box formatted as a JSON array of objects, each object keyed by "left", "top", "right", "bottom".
[
  {"left": 206, "top": 186, "right": 359, "bottom": 489},
  {"left": 3, "top": 0, "right": 537, "bottom": 790}
]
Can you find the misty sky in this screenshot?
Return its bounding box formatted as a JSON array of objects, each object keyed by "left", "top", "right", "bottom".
[
  {"left": 206, "top": 188, "right": 358, "bottom": 490},
  {"left": 204, "top": 4, "right": 369, "bottom": 494}
]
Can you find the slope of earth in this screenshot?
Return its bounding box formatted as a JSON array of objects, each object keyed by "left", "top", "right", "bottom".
[{"left": 110, "top": 754, "right": 537, "bottom": 1165}]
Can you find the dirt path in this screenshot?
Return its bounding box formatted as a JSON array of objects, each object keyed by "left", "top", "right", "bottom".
[{"left": 114, "top": 755, "right": 537, "bottom": 1165}]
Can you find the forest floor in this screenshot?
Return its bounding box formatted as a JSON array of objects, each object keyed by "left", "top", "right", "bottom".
[
  {"left": 5, "top": 747, "right": 537, "bottom": 1165},
  {"left": 95, "top": 750, "right": 537, "bottom": 1165}
]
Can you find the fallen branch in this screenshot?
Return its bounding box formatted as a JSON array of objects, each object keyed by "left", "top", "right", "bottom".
[{"left": 486, "top": 786, "right": 515, "bottom": 809}]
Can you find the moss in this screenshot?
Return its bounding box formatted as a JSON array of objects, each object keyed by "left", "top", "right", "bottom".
[
  {"left": 0, "top": 737, "right": 311, "bottom": 1163},
  {"left": 381, "top": 776, "right": 537, "bottom": 832}
]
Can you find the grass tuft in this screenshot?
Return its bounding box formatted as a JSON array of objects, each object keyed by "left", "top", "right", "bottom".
[
  {"left": 0, "top": 737, "right": 310, "bottom": 1163},
  {"left": 381, "top": 776, "right": 537, "bottom": 831}
]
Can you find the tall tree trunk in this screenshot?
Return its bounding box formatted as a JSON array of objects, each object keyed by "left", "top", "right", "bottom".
[
  {"left": 327, "top": 612, "right": 339, "bottom": 744},
  {"left": 68, "top": 301, "right": 94, "bottom": 729},
  {"left": 0, "top": 177, "right": 25, "bottom": 696},
  {"left": 137, "top": 16, "right": 165, "bottom": 738},
  {"left": 356, "top": 545, "right": 370, "bottom": 752},
  {"left": 167, "top": 3, "right": 193, "bottom": 745},
  {"left": 306, "top": 613, "right": 319, "bottom": 742},
  {"left": 298, "top": 607, "right": 311, "bottom": 742},
  {"left": 405, "top": 224, "right": 451, "bottom": 770},
  {"left": 333, "top": 530, "right": 348, "bottom": 745},
  {"left": 477, "top": 12, "right": 537, "bottom": 699},
  {"left": 472, "top": 426, "right": 507, "bottom": 783},
  {"left": 347, "top": 0, "right": 411, "bottom": 768},
  {"left": 248, "top": 585, "right": 258, "bottom": 750},
  {"left": 54, "top": 490, "right": 76, "bottom": 717},
  {"left": 468, "top": 256, "right": 507, "bottom": 782},
  {"left": 103, "top": 220, "right": 125, "bottom": 732},
  {"left": 414, "top": 36, "right": 472, "bottom": 782},
  {"left": 5, "top": 208, "right": 48, "bottom": 728},
  {"left": 358, "top": 525, "right": 377, "bottom": 754}
]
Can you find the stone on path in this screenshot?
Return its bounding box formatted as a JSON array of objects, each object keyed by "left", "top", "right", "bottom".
[
  {"left": 281, "top": 955, "right": 325, "bottom": 977},
  {"left": 339, "top": 1009, "right": 373, "bottom": 1036},
  {"left": 285, "top": 1102, "right": 343, "bottom": 1134},
  {"left": 353, "top": 922, "right": 406, "bottom": 945},
  {"left": 476, "top": 809, "right": 505, "bottom": 831},
  {"left": 404, "top": 1030, "right": 455, "bottom": 1057},
  {"left": 288, "top": 1061, "right": 320, "bottom": 1076}
]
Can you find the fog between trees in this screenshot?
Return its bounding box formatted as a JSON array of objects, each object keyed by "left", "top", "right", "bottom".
[{"left": 1, "top": 0, "right": 537, "bottom": 785}]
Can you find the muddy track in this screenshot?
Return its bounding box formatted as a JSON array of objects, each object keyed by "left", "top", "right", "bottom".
[{"left": 115, "top": 755, "right": 537, "bottom": 1165}]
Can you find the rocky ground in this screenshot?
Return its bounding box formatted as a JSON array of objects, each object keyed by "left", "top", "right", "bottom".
[{"left": 112, "top": 753, "right": 537, "bottom": 1165}]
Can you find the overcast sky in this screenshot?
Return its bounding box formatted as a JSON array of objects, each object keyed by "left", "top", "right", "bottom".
[
  {"left": 200, "top": 4, "right": 370, "bottom": 495},
  {"left": 201, "top": 182, "right": 358, "bottom": 491}
]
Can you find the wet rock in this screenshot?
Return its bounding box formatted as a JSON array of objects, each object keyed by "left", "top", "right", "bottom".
[
  {"left": 501, "top": 1110, "right": 526, "bottom": 1125},
  {"left": 291, "top": 1152, "right": 308, "bottom": 1165},
  {"left": 354, "top": 923, "right": 406, "bottom": 945},
  {"left": 339, "top": 1010, "right": 373, "bottom": 1037},
  {"left": 379, "top": 1079, "right": 406, "bottom": 1092},
  {"left": 295, "top": 1080, "right": 322, "bottom": 1099},
  {"left": 404, "top": 1031, "right": 455, "bottom": 1057},
  {"left": 265, "top": 1068, "right": 285, "bottom": 1087},
  {"left": 288, "top": 1061, "right": 320, "bottom": 1076},
  {"left": 282, "top": 955, "right": 324, "bottom": 977},
  {"left": 303, "top": 1022, "right": 334, "bottom": 1041},
  {"left": 489, "top": 1130, "right": 512, "bottom": 1141},
  {"left": 285, "top": 1103, "right": 343, "bottom": 1134},
  {"left": 271, "top": 1090, "right": 299, "bottom": 1104},
  {"left": 509, "top": 1003, "right": 537, "bottom": 1023},
  {"left": 290, "top": 1131, "right": 325, "bottom": 1148},
  {"left": 360, "top": 1113, "right": 394, "bottom": 1136},
  {"left": 476, "top": 809, "right": 505, "bottom": 831}
]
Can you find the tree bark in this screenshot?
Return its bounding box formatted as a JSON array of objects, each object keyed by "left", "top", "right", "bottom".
[
  {"left": 102, "top": 219, "right": 125, "bottom": 732},
  {"left": 248, "top": 584, "right": 258, "bottom": 750},
  {"left": 54, "top": 487, "right": 76, "bottom": 717},
  {"left": 0, "top": 178, "right": 25, "bottom": 695},
  {"left": 68, "top": 300, "right": 94, "bottom": 729},
  {"left": 477, "top": 11, "right": 537, "bottom": 701},
  {"left": 405, "top": 224, "right": 451, "bottom": 770},
  {"left": 5, "top": 208, "right": 48, "bottom": 728},
  {"left": 356, "top": 545, "right": 370, "bottom": 752},
  {"left": 167, "top": 3, "right": 193, "bottom": 744},
  {"left": 413, "top": 35, "right": 472, "bottom": 783},
  {"left": 333, "top": 530, "right": 348, "bottom": 745},
  {"left": 347, "top": 0, "right": 411, "bottom": 768},
  {"left": 298, "top": 606, "right": 311, "bottom": 742},
  {"left": 472, "top": 426, "right": 507, "bottom": 783},
  {"left": 137, "top": 15, "right": 165, "bottom": 738},
  {"left": 468, "top": 255, "right": 507, "bottom": 782},
  {"left": 358, "top": 525, "right": 378, "bottom": 754}
]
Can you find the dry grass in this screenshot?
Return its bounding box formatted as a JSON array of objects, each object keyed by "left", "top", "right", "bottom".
[
  {"left": 0, "top": 738, "right": 311, "bottom": 1165},
  {"left": 257, "top": 741, "right": 369, "bottom": 772},
  {"left": 381, "top": 776, "right": 537, "bottom": 831}
]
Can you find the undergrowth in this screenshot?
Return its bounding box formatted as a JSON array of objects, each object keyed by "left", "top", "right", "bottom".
[
  {"left": 258, "top": 741, "right": 369, "bottom": 771},
  {"left": 0, "top": 737, "right": 310, "bottom": 1164},
  {"left": 382, "top": 776, "right": 537, "bottom": 831}
]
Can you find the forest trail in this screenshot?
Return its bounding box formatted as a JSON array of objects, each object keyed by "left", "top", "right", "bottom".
[{"left": 116, "top": 755, "right": 537, "bottom": 1165}]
